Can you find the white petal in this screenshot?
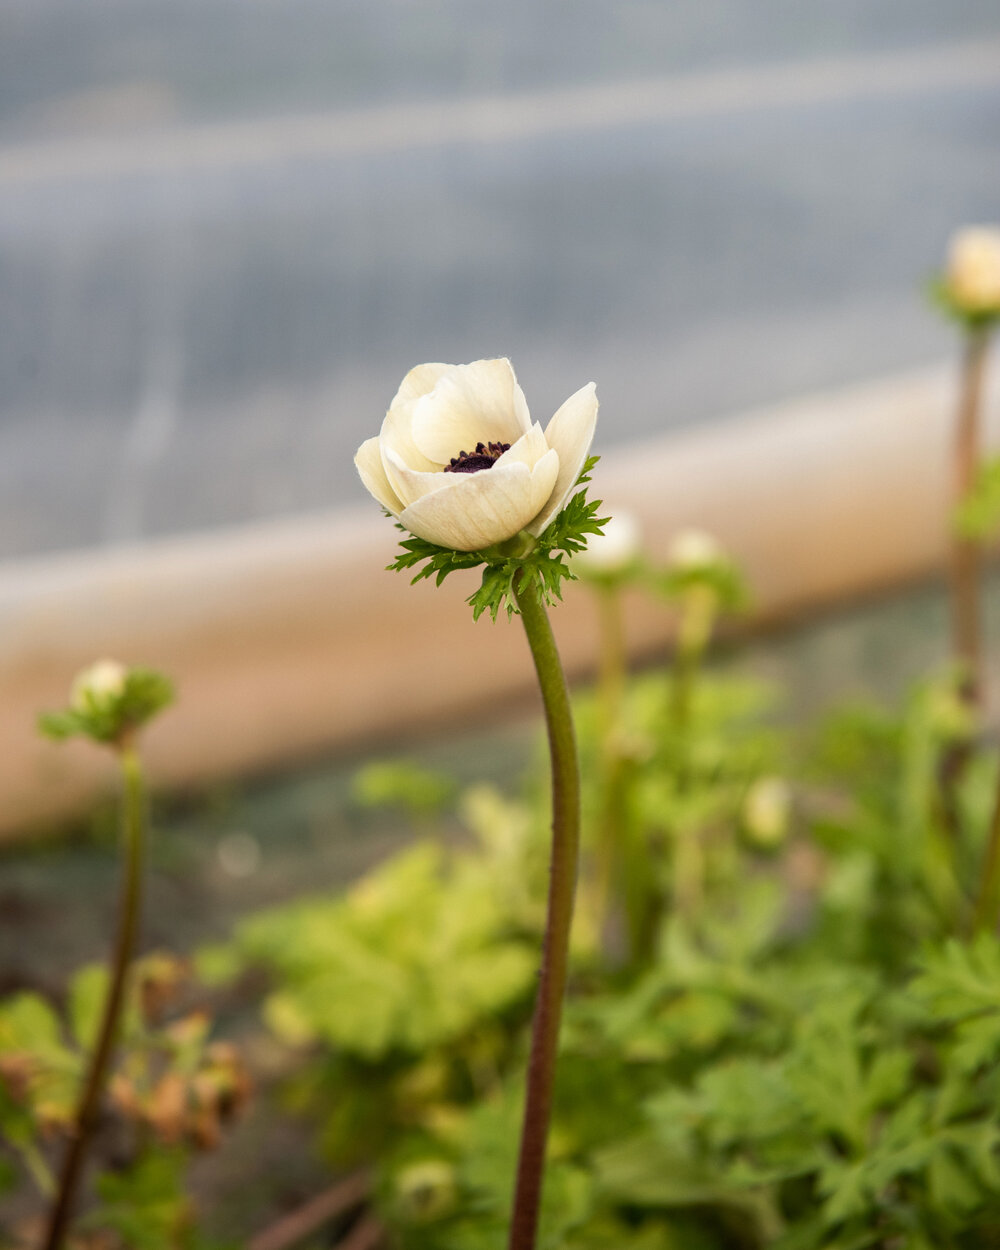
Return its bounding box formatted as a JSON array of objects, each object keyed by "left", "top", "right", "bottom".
[
  {"left": 388, "top": 362, "right": 453, "bottom": 412},
  {"left": 410, "top": 358, "right": 531, "bottom": 464},
  {"left": 525, "top": 447, "right": 560, "bottom": 519},
  {"left": 380, "top": 399, "right": 439, "bottom": 474},
  {"left": 527, "top": 382, "right": 598, "bottom": 536},
  {"left": 383, "top": 444, "right": 465, "bottom": 509},
  {"left": 399, "top": 458, "right": 552, "bottom": 552},
  {"left": 494, "top": 421, "right": 548, "bottom": 471},
  {"left": 355, "top": 436, "right": 404, "bottom": 514}
]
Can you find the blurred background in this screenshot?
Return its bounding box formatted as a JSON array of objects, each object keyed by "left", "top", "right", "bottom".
[{"left": 2, "top": 0, "right": 1000, "bottom": 561}]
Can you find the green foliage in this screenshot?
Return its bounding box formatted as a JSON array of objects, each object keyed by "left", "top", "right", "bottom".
[
  {"left": 353, "top": 760, "right": 458, "bottom": 821},
  {"left": 955, "top": 454, "right": 1000, "bottom": 541},
  {"left": 0, "top": 990, "right": 84, "bottom": 1148},
  {"left": 386, "top": 456, "right": 609, "bottom": 620},
  {"left": 89, "top": 1153, "right": 202, "bottom": 1250},
  {"left": 341, "top": 654, "right": 1000, "bottom": 1247},
  {"left": 650, "top": 555, "right": 749, "bottom": 613},
  {"left": 234, "top": 842, "right": 538, "bottom": 1062},
  {"left": 13, "top": 540, "right": 1000, "bottom": 1247},
  {"left": 806, "top": 674, "right": 974, "bottom": 968},
  {"left": 0, "top": 956, "right": 243, "bottom": 1245}
]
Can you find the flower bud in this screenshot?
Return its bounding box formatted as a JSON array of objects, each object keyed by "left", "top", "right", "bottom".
[
  {"left": 394, "top": 1160, "right": 458, "bottom": 1224},
  {"left": 575, "top": 509, "right": 642, "bottom": 578},
  {"left": 944, "top": 227, "right": 1000, "bottom": 318},
  {"left": 668, "top": 528, "right": 725, "bottom": 573},
  {"left": 742, "top": 776, "right": 792, "bottom": 849},
  {"left": 70, "top": 658, "right": 127, "bottom": 714},
  {"left": 40, "top": 661, "right": 173, "bottom": 746}
]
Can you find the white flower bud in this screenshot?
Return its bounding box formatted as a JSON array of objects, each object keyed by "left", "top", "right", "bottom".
[
  {"left": 667, "top": 528, "right": 725, "bottom": 572},
  {"left": 945, "top": 227, "right": 1000, "bottom": 316},
  {"left": 355, "top": 359, "right": 597, "bottom": 552},
  {"left": 575, "top": 509, "right": 642, "bottom": 575},
  {"left": 394, "top": 1160, "right": 458, "bottom": 1224},
  {"left": 742, "top": 776, "right": 792, "bottom": 848},
  {"left": 71, "top": 658, "right": 127, "bottom": 712}
]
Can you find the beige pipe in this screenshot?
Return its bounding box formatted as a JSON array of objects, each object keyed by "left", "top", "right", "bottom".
[{"left": 0, "top": 365, "right": 995, "bottom": 840}]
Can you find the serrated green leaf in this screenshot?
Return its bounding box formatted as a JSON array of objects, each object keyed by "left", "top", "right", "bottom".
[{"left": 386, "top": 460, "right": 608, "bottom": 621}]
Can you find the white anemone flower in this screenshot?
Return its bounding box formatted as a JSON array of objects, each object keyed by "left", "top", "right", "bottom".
[
  {"left": 946, "top": 226, "right": 1000, "bottom": 316},
  {"left": 355, "top": 359, "right": 598, "bottom": 552}
]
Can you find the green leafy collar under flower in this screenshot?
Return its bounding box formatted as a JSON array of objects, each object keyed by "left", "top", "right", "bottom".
[{"left": 387, "top": 456, "right": 609, "bottom": 621}]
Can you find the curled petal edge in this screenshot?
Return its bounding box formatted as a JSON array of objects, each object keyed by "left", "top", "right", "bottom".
[
  {"left": 527, "top": 382, "right": 598, "bottom": 536},
  {"left": 355, "top": 437, "right": 404, "bottom": 514}
]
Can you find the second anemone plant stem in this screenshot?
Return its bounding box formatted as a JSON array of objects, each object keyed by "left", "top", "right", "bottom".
[
  {"left": 951, "top": 327, "right": 990, "bottom": 708},
  {"left": 43, "top": 744, "right": 146, "bottom": 1250},
  {"left": 508, "top": 569, "right": 581, "bottom": 1250},
  {"left": 972, "top": 755, "right": 1000, "bottom": 935},
  {"left": 593, "top": 582, "right": 627, "bottom": 944}
]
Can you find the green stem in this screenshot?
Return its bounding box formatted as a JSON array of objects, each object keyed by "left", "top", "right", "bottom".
[
  {"left": 669, "top": 645, "right": 696, "bottom": 782},
  {"left": 664, "top": 599, "right": 710, "bottom": 931},
  {"left": 940, "top": 330, "right": 991, "bottom": 849},
  {"left": 43, "top": 745, "right": 146, "bottom": 1250},
  {"left": 972, "top": 756, "right": 1000, "bottom": 935},
  {"left": 669, "top": 588, "right": 714, "bottom": 790},
  {"left": 950, "top": 329, "right": 989, "bottom": 708},
  {"left": 22, "top": 1138, "right": 55, "bottom": 1198},
  {"left": 508, "top": 571, "right": 581, "bottom": 1250},
  {"left": 593, "top": 585, "right": 626, "bottom": 946},
  {"left": 597, "top": 583, "right": 626, "bottom": 737}
]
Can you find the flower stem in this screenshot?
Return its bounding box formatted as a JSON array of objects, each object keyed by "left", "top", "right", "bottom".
[
  {"left": 972, "top": 756, "right": 1000, "bottom": 935},
  {"left": 43, "top": 745, "right": 146, "bottom": 1250},
  {"left": 950, "top": 328, "right": 990, "bottom": 708},
  {"left": 593, "top": 584, "right": 625, "bottom": 945},
  {"left": 508, "top": 571, "right": 581, "bottom": 1250},
  {"left": 669, "top": 588, "right": 714, "bottom": 787}
]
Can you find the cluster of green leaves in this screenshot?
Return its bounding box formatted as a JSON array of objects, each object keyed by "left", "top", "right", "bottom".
[
  {"left": 353, "top": 761, "right": 458, "bottom": 823},
  {"left": 650, "top": 556, "right": 750, "bottom": 614},
  {"left": 580, "top": 942, "right": 1000, "bottom": 1249},
  {"left": 0, "top": 957, "right": 238, "bottom": 1250},
  {"left": 263, "top": 650, "right": 999, "bottom": 1249},
  {"left": 370, "top": 848, "right": 1000, "bottom": 1250},
  {"left": 806, "top": 677, "right": 981, "bottom": 968},
  {"left": 202, "top": 820, "right": 546, "bottom": 1168},
  {"left": 12, "top": 538, "right": 1000, "bottom": 1247},
  {"left": 386, "top": 456, "right": 609, "bottom": 620},
  {"left": 39, "top": 667, "right": 174, "bottom": 746}
]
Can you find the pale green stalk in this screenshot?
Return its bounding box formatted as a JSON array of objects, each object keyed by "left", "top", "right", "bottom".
[
  {"left": 593, "top": 583, "right": 626, "bottom": 947},
  {"left": 950, "top": 328, "right": 990, "bottom": 707},
  {"left": 666, "top": 588, "right": 716, "bottom": 925}
]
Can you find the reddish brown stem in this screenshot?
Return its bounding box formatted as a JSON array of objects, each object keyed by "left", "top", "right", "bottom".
[
  {"left": 42, "top": 747, "right": 145, "bottom": 1250},
  {"left": 508, "top": 573, "right": 581, "bottom": 1250},
  {"left": 247, "top": 1172, "right": 371, "bottom": 1250}
]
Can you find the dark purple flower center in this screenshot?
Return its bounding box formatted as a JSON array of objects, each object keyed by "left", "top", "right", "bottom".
[{"left": 443, "top": 440, "right": 511, "bottom": 474}]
